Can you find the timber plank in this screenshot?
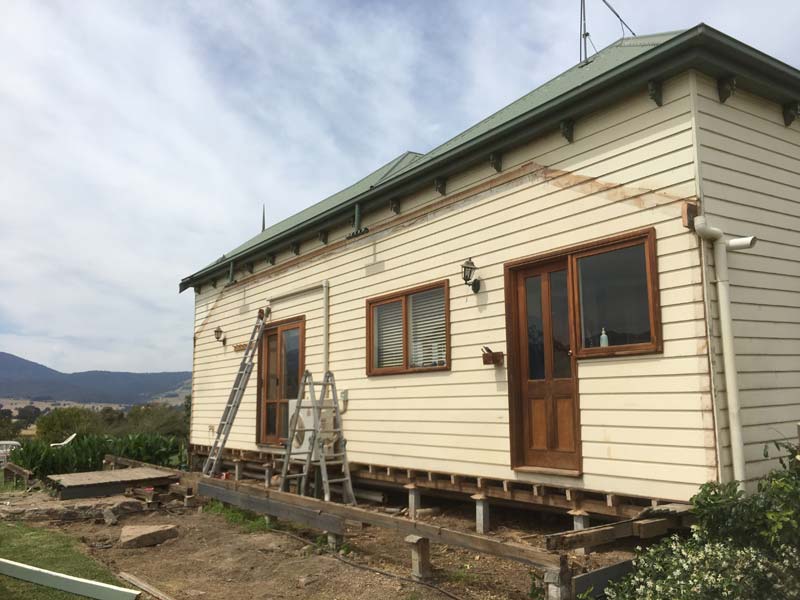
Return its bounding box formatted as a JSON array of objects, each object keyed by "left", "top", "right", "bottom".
[
  {"left": 545, "top": 520, "right": 635, "bottom": 551},
  {"left": 198, "top": 478, "right": 563, "bottom": 569},
  {"left": 199, "top": 482, "right": 346, "bottom": 534},
  {"left": 572, "top": 560, "right": 634, "bottom": 598},
  {"left": 0, "top": 558, "right": 140, "bottom": 600}
]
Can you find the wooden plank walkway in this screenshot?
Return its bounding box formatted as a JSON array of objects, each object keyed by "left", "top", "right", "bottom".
[{"left": 48, "top": 468, "right": 178, "bottom": 500}]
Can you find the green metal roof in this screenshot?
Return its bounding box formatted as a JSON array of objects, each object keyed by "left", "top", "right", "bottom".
[
  {"left": 217, "top": 150, "right": 423, "bottom": 265},
  {"left": 395, "top": 31, "right": 684, "bottom": 175},
  {"left": 181, "top": 24, "right": 800, "bottom": 291}
]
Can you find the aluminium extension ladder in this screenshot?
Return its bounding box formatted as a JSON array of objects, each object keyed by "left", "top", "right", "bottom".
[
  {"left": 202, "top": 308, "right": 269, "bottom": 476},
  {"left": 278, "top": 370, "right": 357, "bottom": 505}
]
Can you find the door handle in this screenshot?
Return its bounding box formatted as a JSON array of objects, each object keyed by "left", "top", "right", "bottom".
[{"left": 567, "top": 349, "right": 573, "bottom": 356}]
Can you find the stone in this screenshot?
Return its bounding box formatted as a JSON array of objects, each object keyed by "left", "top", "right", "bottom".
[
  {"left": 102, "top": 508, "right": 118, "bottom": 526},
  {"left": 118, "top": 524, "right": 178, "bottom": 548},
  {"left": 297, "top": 575, "right": 317, "bottom": 588}
]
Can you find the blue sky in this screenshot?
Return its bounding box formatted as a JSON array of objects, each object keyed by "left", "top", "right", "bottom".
[{"left": 1, "top": 1, "right": 797, "bottom": 373}]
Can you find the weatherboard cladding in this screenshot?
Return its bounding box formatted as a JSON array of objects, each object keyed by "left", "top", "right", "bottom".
[{"left": 191, "top": 70, "right": 720, "bottom": 501}]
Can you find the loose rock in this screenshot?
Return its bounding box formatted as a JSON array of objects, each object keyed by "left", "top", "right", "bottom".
[{"left": 118, "top": 524, "right": 178, "bottom": 548}]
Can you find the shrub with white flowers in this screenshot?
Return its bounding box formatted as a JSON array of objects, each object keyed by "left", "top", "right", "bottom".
[{"left": 606, "top": 440, "right": 800, "bottom": 600}]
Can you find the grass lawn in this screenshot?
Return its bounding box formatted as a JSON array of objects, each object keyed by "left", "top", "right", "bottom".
[{"left": 0, "top": 521, "right": 124, "bottom": 599}]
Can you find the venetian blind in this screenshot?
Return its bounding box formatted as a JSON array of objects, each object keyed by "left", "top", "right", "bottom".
[
  {"left": 373, "top": 301, "right": 403, "bottom": 369},
  {"left": 408, "top": 287, "right": 447, "bottom": 368}
]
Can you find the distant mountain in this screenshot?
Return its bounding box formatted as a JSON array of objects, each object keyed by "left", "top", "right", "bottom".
[{"left": 0, "top": 352, "right": 191, "bottom": 405}]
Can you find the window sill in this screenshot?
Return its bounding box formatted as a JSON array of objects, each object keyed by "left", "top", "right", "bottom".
[
  {"left": 367, "top": 365, "right": 450, "bottom": 377},
  {"left": 575, "top": 342, "right": 662, "bottom": 359}
]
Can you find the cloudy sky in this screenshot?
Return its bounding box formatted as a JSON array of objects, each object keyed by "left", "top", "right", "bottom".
[{"left": 1, "top": 1, "right": 797, "bottom": 373}]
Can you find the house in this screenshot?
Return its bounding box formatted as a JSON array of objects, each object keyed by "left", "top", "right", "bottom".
[{"left": 180, "top": 24, "right": 800, "bottom": 515}]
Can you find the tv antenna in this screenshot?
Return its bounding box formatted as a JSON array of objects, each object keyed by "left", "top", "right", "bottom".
[{"left": 580, "top": 0, "right": 637, "bottom": 64}]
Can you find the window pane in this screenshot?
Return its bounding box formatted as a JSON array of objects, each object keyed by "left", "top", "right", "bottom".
[
  {"left": 525, "top": 276, "right": 545, "bottom": 380},
  {"left": 374, "top": 301, "right": 403, "bottom": 369},
  {"left": 408, "top": 287, "right": 447, "bottom": 368},
  {"left": 578, "top": 243, "right": 651, "bottom": 348},
  {"left": 266, "top": 403, "right": 276, "bottom": 436},
  {"left": 281, "top": 328, "right": 300, "bottom": 399},
  {"left": 550, "top": 270, "right": 571, "bottom": 378},
  {"left": 266, "top": 334, "right": 278, "bottom": 400}
]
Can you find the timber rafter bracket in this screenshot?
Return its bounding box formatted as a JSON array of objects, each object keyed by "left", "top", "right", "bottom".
[
  {"left": 783, "top": 101, "right": 799, "bottom": 126},
  {"left": 647, "top": 80, "right": 663, "bottom": 107},
  {"left": 717, "top": 76, "right": 737, "bottom": 103},
  {"left": 489, "top": 152, "right": 503, "bottom": 173},
  {"left": 434, "top": 177, "right": 447, "bottom": 196},
  {"left": 560, "top": 118, "right": 575, "bottom": 143}
]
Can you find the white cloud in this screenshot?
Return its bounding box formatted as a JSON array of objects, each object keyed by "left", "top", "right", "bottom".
[{"left": 0, "top": 0, "right": 796, "bottom": 372}]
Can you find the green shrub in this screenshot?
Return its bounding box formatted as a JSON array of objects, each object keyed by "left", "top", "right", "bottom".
[
  {"left": 607, "top": 440, "right": 800, "bottom": 600},
  {"left": 606, "top": 532, "right": 800, "bottom": 600}
]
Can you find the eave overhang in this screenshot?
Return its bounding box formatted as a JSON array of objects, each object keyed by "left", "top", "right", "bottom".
[{"left": 179, "top": 24, "right": 800, "bottom": 293}]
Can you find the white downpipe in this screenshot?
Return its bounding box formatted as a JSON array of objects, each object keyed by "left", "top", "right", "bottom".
[
  {"left": 266, "top": 280, "right": 330, "bottom": 372},
  {"left": 322, "top": 280, "right": 329, "bottom": 373},
  {"left": 694, "top": 215, "right": 756, "bottom": 490}
]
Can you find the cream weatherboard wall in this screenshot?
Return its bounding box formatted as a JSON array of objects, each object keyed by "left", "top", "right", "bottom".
[
  {"left": 692, "top": 72, "right": 800, "bottom": 487},
  {"left": 190, "top": 72, "right": 718, "bottom": 502}
]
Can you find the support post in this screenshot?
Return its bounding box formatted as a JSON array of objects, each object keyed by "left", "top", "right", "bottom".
[
  {"left": 233, "top": 460, "right": 243, "bottom": 482},
  {"left": 327, "top": 532, "right": 343, "bottom": 550},
  {"left": 570, "top": 510, "right": 590, "bottom": 556},
  {"left": 471, "top": 493, "right": 490, "bottom": 535},
  {"left": 544, "top": 567, "right": 571, "bottom": 600},
  {"left": 404, "top": 535, "right": 432, "bottom": 581},
  {"left": 405, "top": 484, "right": 421, "bottom": 520}
]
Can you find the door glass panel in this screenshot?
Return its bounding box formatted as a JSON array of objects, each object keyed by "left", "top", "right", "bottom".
[
  {"left": 525, "top": 276, "right": 545, "bottom": 380},
  {"left": 281, "top": 328, "right": 300, "bottom": 400},
  {"left": 266, "top": 403, "right": 276, "bottom": 437},
  {"left": 577, "top": 243, "right": 651, "bottom": 348},
  {"left": 265, "top": 334, "right": 278, "bottom": 436},
  {"left": 550, "top": 270, "right": 572, "bottom": 379}
]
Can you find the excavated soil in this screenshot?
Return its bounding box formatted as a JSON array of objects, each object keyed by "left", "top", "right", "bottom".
[{"left": 2, "top": 488, "right": 634, "bottom": 599}]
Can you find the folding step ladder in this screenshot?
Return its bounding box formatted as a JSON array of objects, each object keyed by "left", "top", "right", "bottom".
[
  {"left": 278, "top": 370, "right": 356, "bottom": 505},
  {"left": 202, "top": 308, "right": 269, "bottom": 476}
]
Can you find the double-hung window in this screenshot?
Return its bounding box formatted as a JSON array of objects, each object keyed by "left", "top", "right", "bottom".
[{"left": 367, "top": 281, "right": 450, "bottom": 375}]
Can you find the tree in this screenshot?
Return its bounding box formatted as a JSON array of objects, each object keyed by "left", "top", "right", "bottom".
[
  {"left": 124, "top": 403, "right": 187, "bottom": 439},
  {"left": 35, "top": 407, "right": 103, "bottom": 444},
  {"left": 16, "top": 404, "right": 42, "bottom": 426},
  {"left": 0, "top": 415, "right": 21, "bottom": 440}
]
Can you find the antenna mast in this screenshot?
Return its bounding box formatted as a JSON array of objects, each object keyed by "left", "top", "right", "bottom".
[{"left": 579, "top": 0, "right": 588, "bottom": 64}]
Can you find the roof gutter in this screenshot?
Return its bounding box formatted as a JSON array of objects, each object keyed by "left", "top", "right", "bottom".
[{"left": 180, "top": 25, "right": 800, "bottom": 292}]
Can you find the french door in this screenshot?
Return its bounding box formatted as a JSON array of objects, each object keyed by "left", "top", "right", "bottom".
[
  {"left": 512, "top": 259, "right": 580, "bottom": 471},
  {"left": 259, "top": 319, "right": 304, "bottom": 445}
]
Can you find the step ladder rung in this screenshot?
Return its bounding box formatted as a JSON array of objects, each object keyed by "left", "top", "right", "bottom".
[
  {"left": 283, "top": 473, "right": 306, "bottom": 480},
  {"left": 325, "top": 477, "right": 350, "bottom": 484}
]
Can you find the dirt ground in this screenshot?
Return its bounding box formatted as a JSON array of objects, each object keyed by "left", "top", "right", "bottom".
[{"left": 2, "top": 488, "right": 635, "bottom": 600}]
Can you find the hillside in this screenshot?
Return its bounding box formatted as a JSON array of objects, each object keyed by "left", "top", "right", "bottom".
[{"left": 0, "top": 352, "right": 191, "bottom": 405}]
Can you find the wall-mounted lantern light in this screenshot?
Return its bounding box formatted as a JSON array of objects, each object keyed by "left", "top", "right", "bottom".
[
  {"left": 461, "top": 258, "right": 481, "bottom": 293},
  {"left": 214, "top": 326, "right": 226, "bottom": 346}
]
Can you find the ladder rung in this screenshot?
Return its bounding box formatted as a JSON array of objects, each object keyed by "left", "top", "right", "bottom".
[
  {"left": 326, "top": 477, "right": 350, "bottom": 484},
  {"left": 283, "top": 473, "right": 306, "bottom": 480}
]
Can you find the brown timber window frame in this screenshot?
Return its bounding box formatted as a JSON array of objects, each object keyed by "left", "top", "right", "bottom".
[
  {"left": 570, "top": 227, "right": 661, "bottom": 358},
  {"left": 505, "top": 226, "right": 662, "bottom": 361},
  {"left": 256, "top": 315, "right": 306, "bottom": 446},
  {"left": 366, "top": 280, "right": 451, "bottom": 376}
]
